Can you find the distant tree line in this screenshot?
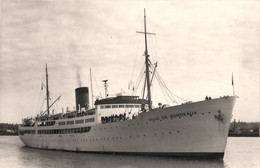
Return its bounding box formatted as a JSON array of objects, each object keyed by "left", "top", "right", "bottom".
[
  {"left": 229, "top": 120, "right": 259, "bottom": 137},
  {"left": 0, "top": 123, "right": 18, "bottom": 135}
]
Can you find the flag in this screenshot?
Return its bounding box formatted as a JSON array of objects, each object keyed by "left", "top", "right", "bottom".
[{"left": 232, "top": 73, "right": 234, "bottom": 86}]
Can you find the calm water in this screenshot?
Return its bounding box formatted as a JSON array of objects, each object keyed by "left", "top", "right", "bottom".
[{"left": 0, "top": 136, "right": 259, "bottom": 168}]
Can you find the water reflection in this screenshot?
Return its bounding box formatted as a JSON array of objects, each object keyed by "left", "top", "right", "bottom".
[{"left": 17, "top": 146, "right": 225, "bottom": 168}]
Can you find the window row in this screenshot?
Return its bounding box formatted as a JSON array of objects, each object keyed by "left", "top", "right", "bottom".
[
  {"left": 38, "top": 127, "right": 91, "bottom": 134},
  {"left": 38, "top": 121, "right": 56, "bottom": 127},
  {"left": 100, "top": 104, "right": 141, "bottom": 109},
  {"left": 19, "top": 130, "right": 36, "bottom": 135},
  {"left": 58, "top": 118, "right": 94, "bottom": 126}
]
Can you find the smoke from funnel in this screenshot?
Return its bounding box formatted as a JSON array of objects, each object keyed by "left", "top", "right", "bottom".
[
  {"left": 76, "top": 68, "right": 82, "bottom": 87},
  {"left": 68, "top": 42, "right": 82, "bottom": 88}
]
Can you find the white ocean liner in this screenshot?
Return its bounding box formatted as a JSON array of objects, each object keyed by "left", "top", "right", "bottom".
[{"left": 19, "top": 10, "right": 236, "bottom": 158}]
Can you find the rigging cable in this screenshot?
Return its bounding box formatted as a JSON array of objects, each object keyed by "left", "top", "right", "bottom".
[
  {"left": 36, "top": 69, "right": 46, "bottom": 115},
  {"left": 130, "top": 14, "right": 143, "bottom": 82},
  {"left": 156, "top": 72, "right": 170, "bottom": 104},
  {"left": 155, "top": 70, "right": 188, "bottom": 102},
  {"left": 93, "top": 72, "right": 102, "bottom": 98},
  {"left": 155, "top": 70, "right": 177, "bottom": 103},
  {"left": 149, "top": 63, "right": 171, "bottom": 104},
  {"left": 130, "top": 33, "right": 142, "bottom": 81},
  {"left": 132, "top": 63, "right": 145, "bottom": 96},
  {"left": 39, "top": 96, "right": 45, "bottom": 115}
]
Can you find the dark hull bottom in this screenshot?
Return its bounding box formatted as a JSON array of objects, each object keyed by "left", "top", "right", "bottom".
[
  {"left": 27, "top": 145, "right": 224, "bottom": 159},
  {"left": 84, "top": 151, "right": 224, "bottom": 159}
]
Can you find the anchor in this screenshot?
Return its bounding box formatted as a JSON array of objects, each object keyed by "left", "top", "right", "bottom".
[{"left": 214, "top": 110, "right": 224, "bottom": 122}]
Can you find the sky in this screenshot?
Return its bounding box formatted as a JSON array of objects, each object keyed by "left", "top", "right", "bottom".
[{"left": 0, "top": 0, "right": 259, "bottom": 123}]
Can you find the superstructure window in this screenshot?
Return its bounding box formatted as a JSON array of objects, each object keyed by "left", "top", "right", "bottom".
[
  {"left": 100, "top": 106, "right": 104, "bottom": 109},
  {"left": 46, "top": 121, "right": 55, "bottom": 126},
  {"left": 119, "top": 105, "right": 125, "bottom": 108},
  {"left": 75, "top": 119, "right": 84, "bottom": 124},
  {"left": 58, "top": 121, "right": 65, "bottom": 125},
  {"left": 38, "top": 121, "right": 55, "bottom": 127},
  {"left": 135, "top": 105, "right": 140, "bottom": 108},
  {"left": 105, "top": 105, "right": 111, "bottom": 108},
  {"left": 126, "top": 105, "right": 134, "bottom": 108},
  {"left": 112, "top": 105, "right": 118, "bottom": 108},
  {"left": 85, "top": 118, "right": 94, "bottom": 123},
  {"left": 67, "top": 121, "right": 74, "bottom": 125},
  {"left": 19, "top": 130, "right": 35, "bottom": 135}
]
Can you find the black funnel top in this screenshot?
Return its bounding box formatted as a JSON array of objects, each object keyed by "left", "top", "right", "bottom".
[{"left": 75, "top": 87, "right": 89, "bottom": 111}]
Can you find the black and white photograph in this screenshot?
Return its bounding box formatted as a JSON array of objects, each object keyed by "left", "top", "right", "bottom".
[{"left": 0, "top": 0, "right": 259, "bottom": 167}]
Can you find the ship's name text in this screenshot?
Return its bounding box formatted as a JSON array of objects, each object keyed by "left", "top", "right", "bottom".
[{"left": 148, "top": 111, "right": 197, "bottom": 122}]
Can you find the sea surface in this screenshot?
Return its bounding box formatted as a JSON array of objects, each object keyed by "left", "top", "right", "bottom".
[{"left": 0, "top": 136, "right": 259, "bottom": 168}]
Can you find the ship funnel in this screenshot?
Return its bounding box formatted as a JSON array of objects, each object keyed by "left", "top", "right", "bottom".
[{"left": 75, "top": 87, "right": 89, "bottom": 111}]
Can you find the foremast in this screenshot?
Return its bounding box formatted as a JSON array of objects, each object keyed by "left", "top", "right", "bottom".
[
  {"left": 137, "top": 9, "right": 156, "bottom": 111},
  {"left": 143, "top": 9, "right": 152, "bottom": 111},
  {"left": 46, "top": 64, "right": 50, "bottom": 116}
]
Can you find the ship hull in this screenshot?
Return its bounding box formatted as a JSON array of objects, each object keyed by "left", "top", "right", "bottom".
[{"left": 19, "top": 96, "right": 236, "bottom": 158}]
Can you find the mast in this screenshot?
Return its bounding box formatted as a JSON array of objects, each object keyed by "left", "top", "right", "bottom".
[
  {"left": 90, "top": 68, "right": 94, "bottom": 108},
  {"left": 102, "top": 80, "right": 108, "bottom": 98},
  {"left": 232, "top": 72, "right": 235, "bottom": 96},
  {"left": 144, "top": 9, "right": 152, "bottom": 111},
  {"left": 46, "top": 64, "right": 50, "bottom": 116},
  {"left": 136, "top": 9, "right": 156, "bottom": 110}
]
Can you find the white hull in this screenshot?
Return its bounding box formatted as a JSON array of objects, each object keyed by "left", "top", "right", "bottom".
[{"left": 19, "top": 96, "right": 236, "bottom": 158}]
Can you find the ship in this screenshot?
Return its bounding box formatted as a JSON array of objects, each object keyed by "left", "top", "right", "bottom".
[{"left": 18, "top": 10, "right": 236, "bottom": 158}]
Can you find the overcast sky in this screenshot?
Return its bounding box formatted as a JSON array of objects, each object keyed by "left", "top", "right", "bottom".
[{"left": 0, "top": 0, "right": 259, "bottom": 123}]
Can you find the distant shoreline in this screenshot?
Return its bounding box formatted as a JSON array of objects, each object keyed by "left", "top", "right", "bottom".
[
  {"left": 0, "top": 134, "right": 259, "bottom": 137},
  {"left": 228, "top": 133, "right": 259, "bottom": 137},
  {"left": 229, "top": 135, "right": 259, "bottom": 137},
  {"left": 0, "top": 134, "right": 18, "bottom": 136}
]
